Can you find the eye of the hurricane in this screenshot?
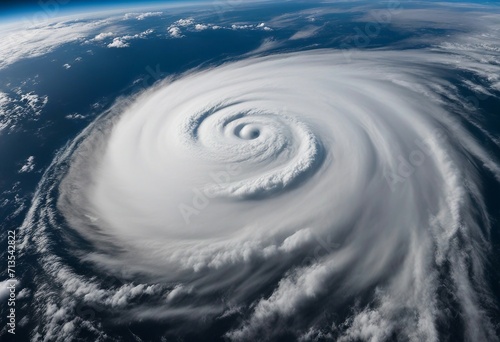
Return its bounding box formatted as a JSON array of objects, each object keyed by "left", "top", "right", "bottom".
[{"left": 236, "top": 124, "right": 260, "bottom": 139}]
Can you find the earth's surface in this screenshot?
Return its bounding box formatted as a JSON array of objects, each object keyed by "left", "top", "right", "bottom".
[{"left": 1, "top": 1, "right": 500, "bottom": 341}]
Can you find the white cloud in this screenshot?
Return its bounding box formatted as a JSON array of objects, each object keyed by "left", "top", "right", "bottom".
[
  {"left": 100, "top": 29, "right": 154, "bottom": 48},
  {"left": 21, "top": 91, "right": 48, "bottom": 112},
  {"left": 257, "top": 22, "right": 273, "bottom": 31},
  {"left": 166, "top": 18, "right": 196, "bottom": 38},
  {"left": 92, "top": 31, "right": 115, "bottom": 41},
  {"left": 230, "top": 23, "right": 272, "bottom": 31},
  {"left": 124, "top": 12, "right": 162, "bottom": 20},
  {"left": 107, "top": 37, "right": 129, "bottom": 48},
  {"left": 231, "top": 24, "right": 253, "bottom": 30},
  {"left": 63, "top": 63, "right": 71, "bottom": 69},
  {"left": 121, "top": 29, "right": 155, "bottom": 40},
  {"left": 194, "top": 24, "right": 209, "bottom": 31},
  {"left": 19, "top": 156, "right": 36, "bottom": 173},
  {"left": 65, "top": 113, "right": 86, "bottom": 120},
  {"left": 0, "top": 90, "right": 48, "bottom": 134},
  {"left": 174, "top": 18, "right": 194, "bottom": 27},
  {"left": 168, "top": 26, "right": 183, "bottom": 38}
]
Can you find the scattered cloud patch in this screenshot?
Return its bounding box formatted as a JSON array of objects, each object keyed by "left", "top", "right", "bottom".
[
  {"left": 166, "top": 19, "right": 271, "bottom": 38},
  {"left": 20, "top": 91, "right": 48, "bottom": 113},
  {"left": 168, "top": 26, "right": 183, "bottom": 38},
  {"left": 167, "top": 18, "right": 196, "bottom": 38},
  {"left": 232, "top": 23, "right": 272, "bottom": 31},
  {"left": 121, "top": 29, "right": 155, "bottom": 40},
  {"left": 0, "top": 12, "right": 273, "bottom": 69},
  {"left": 0, "top": 90, "right": 48, "bottom": 134},
  {"left": 124, "top": 12, "right": 162, "bottom": 20},
  {"left": 231, "top": 24, "right": 253, "bottom": 30},
  {"left": 105, "top": 29, "right": 154, "bottom": 47},
  {"left": 257, "top": 22, "right": 273, "bottom": 31},
  {"left": 62, "top": 63, "right": 71, "bottom": 69},
  {"left": 92, "top": 32, "right": 115, "bottom": 41},
  {"left": 174, "top": 18, "right": 195, "bottom": 27},
  {"left": 65, "top": 113, "right": 86, "bottom": 120},
  {"left": 107, "top": 37, "right": 129, "bottom": 48},
  {"left": 19, "top": 156, "right": 35, "bottom": 173},
  {"left": 194, "top": 24, "right": 209, "bottom": 31}
]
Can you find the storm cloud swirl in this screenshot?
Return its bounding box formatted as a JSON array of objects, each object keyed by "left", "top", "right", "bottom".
[{"left": 20, "top": 49, "right": 500, "bottom": 341}]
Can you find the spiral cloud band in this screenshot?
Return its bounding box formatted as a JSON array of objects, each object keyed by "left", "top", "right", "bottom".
[{"left": 21, "top": 49, "right": 500, "bottom": 341}]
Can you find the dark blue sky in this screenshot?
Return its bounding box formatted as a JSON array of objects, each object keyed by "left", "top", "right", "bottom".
[
  {"left": 0, "top": 0, "right": 206, "bottom": 22},
  {"left": 0, "top": 0, "right": 162, "bottom": 9},
  {"left": 0, "top": 1, "right": 210, "bottom": 13}
]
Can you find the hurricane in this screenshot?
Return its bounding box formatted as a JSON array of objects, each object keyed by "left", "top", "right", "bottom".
[{"left": 15, "top": 45, "right": 500, "bottom": 341}]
